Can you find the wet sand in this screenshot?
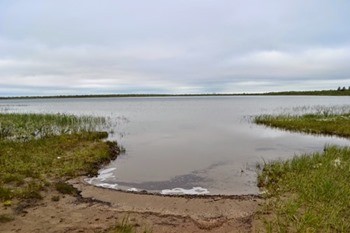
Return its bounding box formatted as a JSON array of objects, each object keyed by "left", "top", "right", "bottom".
[{"left": 1, "top": 177, "right": 261, "bottom": 233}]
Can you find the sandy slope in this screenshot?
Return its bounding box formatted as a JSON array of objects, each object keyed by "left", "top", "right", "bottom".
[{"left": 1, "top": 177, "right": 261, "bottom": 233}]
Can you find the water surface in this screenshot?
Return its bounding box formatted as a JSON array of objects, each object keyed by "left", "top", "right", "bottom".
[{"left": 1, "top": 96, "right": 350, "bottom": 195}]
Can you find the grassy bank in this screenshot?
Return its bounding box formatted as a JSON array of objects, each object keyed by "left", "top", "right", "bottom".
[
  {"left": 0, "top": 113, "right": 119, "bottom": 217},
  {"left": 255, "top": 112, "right": 350, "bottom": 232}
]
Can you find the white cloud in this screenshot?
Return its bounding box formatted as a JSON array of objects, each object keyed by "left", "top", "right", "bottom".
[
  {"left": 236, "top": 50, "right": 293, "bottom": 66},
  {"left": 0, "top": 1, "right": 349, "bottom": 95},
  {"left": 223, "top": 46, "right": 350, "bottom": 78}
]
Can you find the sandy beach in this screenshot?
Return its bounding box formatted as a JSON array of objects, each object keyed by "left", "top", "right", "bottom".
[{"left": 1, "top": 177, "right": 261, "bottom": 233}]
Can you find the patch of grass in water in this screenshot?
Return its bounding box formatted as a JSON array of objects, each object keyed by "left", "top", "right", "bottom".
[
  {"left": 0, "top": 113, "right": 107, "bottom": 141},
  {"left": 254, "top": 112, "right": 350, "bottom": 138}
]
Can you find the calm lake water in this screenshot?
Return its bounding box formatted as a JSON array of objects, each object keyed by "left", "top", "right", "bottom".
[{"left": 1, "top": 96, "right": 350, "bottom": 195}]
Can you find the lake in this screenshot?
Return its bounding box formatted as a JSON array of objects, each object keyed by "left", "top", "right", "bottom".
[{"left": 1, "top": 96, "right": 350, "bottom": 195}]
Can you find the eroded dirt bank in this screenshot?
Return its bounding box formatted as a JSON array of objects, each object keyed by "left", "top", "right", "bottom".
[{"left": 1, "top": 177, "right": 261, "bottom": 233}]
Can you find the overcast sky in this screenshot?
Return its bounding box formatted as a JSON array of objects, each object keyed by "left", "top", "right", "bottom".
[{"left": 0, "top": 0, "right": 349, "bottom": 96}]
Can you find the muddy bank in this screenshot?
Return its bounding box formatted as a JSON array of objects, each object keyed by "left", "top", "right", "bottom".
[{"left": 1, "top": 178, "right": 261, "bottom": 233}]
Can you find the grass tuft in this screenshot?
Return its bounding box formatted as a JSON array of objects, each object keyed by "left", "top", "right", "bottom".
[
  {"left": 55, "top": 182, "right": 78, "bottom": 195},
  {"left": 51, "top": 196, "right": 60, "bottom": 202},
  {"left": 0, "top": 214, "right": 15, "bottom": 223},
  {"left": 109, "top": 216, "right": 152, "bottom": 233},
  {"left": 109, "top": 216, "right": 136, "bottom": 233}
]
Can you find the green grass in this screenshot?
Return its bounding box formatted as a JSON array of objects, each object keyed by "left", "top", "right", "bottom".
[
  {"left": 255, "top": 112, "right": 350, "bottom": 138},
  {"left": 258, "top": 146, "right": 350, "bottom": 232},
  {"left": 255, "top": 111, "right": 350, "bottom": 232},
  {"left": 0, "top": 132, "right": 114, "bottom": 201},
  {"left": 0, "top": 113, "right": 106, "bottom": 141},
  {"left": 0, "top": 113, "right": 119, "bottom": 203},
  {"left": 55, "top": 181, "right": 79, "bottom": 195},
  {"left": 109, "top": 216, "right": 152, "bottom": 233},
  {"left": 110, "top": 217, "right": 136, "bottom": 233}
]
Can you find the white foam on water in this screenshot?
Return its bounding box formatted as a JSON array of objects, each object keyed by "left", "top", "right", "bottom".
[
  {"left": 95, "top": 183, "right": 118, "bottom": 189},
  {"left": 161, "top": 187, "right": 209, "bottom": 195},
  {"left": 100, "top": 168, "right": 116, "bottom": 174},
  {"left": 85, "top": 167, "right": 117, "bottom": 184},
  {"left": 92, "top": 168, "right": 117, "bottom": 181},
  {"left": 127, "top": 188, "right": 138, "bottom": 192},
  {"left": 99, "top": 172, "right": 115, "bottom": 181}
]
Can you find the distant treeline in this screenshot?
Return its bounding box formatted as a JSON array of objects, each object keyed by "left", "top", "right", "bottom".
[
  {"left": 264, "top": 87, "right": 350, "bottom": 96},
  {"left": 0, "top": 93, "right": 245, "bottom": 100},
  {"left": 1, "top": 88, "right": 350, "bottom": 99}
]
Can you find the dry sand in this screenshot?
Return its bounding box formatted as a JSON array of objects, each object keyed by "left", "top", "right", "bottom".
[{"left": 1, "top": 177, "right": 261, "bottom": 233}]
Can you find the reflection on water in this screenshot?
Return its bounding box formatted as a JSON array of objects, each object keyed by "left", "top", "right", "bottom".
[{"left": 1, "top": 96, "right": 350, "bottom": 195}]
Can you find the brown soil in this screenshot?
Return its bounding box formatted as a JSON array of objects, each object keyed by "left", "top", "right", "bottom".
[{"left": 0, "top": 177, "right": 262, "bottom": 233}]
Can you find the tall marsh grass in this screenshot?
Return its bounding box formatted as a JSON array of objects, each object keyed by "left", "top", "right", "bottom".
[
  {"left": 0, "top": 113, "right": 107, "bottom": 141},
  {"left": 255, "top": 111, "right": 350, "bottom": 138},
  {"left": 269, "top": 105, "right": 350, "bottom": 117}
]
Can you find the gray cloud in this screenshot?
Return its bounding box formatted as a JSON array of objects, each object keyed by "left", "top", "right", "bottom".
[{"left": 0, "top": 0, "right": 349, "bottom": 96}]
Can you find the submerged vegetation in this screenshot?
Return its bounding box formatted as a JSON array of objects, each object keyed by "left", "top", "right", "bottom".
[
  {"left": 255, "top": 110, "right": 350, "bottom": 231},
  {"left": 0, "top": 113, "right": 119, "bottom": 206}
]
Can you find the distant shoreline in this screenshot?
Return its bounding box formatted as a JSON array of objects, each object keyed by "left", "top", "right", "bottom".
[{"left": 1, "top": 89, "right": 350, "bottom": 99}]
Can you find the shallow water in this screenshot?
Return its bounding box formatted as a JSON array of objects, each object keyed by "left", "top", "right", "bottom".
[{"left": 1, "top": 96, "right": 350, "bottom": 195}]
